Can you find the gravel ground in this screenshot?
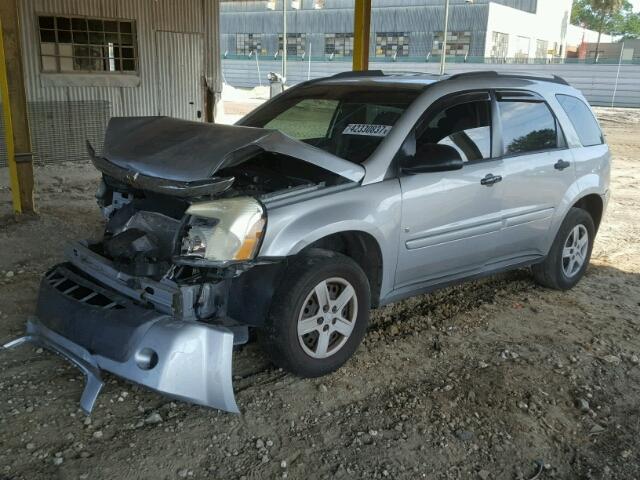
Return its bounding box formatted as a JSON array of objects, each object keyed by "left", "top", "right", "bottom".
[{"left": 0, "top": 108, "right": 639, "bottom": 480}]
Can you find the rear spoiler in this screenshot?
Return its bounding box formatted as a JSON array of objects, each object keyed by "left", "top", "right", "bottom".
[{"left": 87, "top": 141, "right": 235, "bottom": 198}]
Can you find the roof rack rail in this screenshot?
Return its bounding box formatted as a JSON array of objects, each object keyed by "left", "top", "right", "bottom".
[
  {"left": 330, "top": 70, "right": 386, "bottom": 79},
  {"left": 446, "top": 70, "right": 569, "bottom": 86}
]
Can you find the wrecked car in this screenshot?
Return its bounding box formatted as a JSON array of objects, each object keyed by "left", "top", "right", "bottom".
[{"left": 4, "top": 71, "right": 610, "bottom": 413}]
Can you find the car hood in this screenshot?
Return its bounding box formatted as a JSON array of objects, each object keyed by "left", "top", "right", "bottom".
[{"left": 93, "top": 117, "right": 364, "bottom": 191}]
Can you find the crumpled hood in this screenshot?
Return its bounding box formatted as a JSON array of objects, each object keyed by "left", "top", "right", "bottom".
[{"left": 99, "top": 116, "right": 365, "bottom": 184}]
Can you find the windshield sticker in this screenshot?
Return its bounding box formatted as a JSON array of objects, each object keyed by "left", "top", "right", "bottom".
[{"left": 342, "top": 124, "right": 393, "bottom": 137}]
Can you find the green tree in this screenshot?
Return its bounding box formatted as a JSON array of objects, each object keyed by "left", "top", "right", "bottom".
[
  {"left": 571, "top": 0, "right": 628, "bottom": 59},
  {"left": 506, "top": 129, "right": 557, "bottom": 155},
  {"left": 620, "top": 11, "right": 640, "bottom": 39}
]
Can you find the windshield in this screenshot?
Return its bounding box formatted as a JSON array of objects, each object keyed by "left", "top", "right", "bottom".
[{"left": 239, "top": 85, "right": 421, "bottom": 164}]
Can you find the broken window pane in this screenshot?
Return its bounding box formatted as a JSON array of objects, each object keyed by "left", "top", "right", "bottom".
[
  {"left": 56, "top": 17, "right": 71, "bottom": 30},
  {"left": 40, "top": 29, "right": 56, "bottom": 42},
  {"left": 39, "top": 16, "right": 55, "bottom": 29},
  {"left": 38, "top": 15, "right": 137, "bottom": 74}
]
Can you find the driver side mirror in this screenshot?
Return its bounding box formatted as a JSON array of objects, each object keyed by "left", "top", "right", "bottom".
[{"left": 401, "top": 143, "right": 464, "bottom": 175}]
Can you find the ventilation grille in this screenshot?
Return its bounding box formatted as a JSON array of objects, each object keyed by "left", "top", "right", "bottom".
[{"left": 45, "top": 269, "right": 124, "bottom": 310}]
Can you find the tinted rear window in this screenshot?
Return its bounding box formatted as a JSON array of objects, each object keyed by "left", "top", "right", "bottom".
[{"left": 556, "top": 94, "right": 604, "bottom": 147}]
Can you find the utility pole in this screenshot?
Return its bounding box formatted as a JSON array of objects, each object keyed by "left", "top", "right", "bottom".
[
  {"left": 439, "top": 0, "right": 450, "bottom": 75},
  {"left": 282, "top": 0, "right": 287, "bottom": 78}
]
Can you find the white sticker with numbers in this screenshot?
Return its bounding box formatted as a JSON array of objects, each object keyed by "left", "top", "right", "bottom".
[{"left": 342, "top": 124, "right": 393, "bottom": 137}]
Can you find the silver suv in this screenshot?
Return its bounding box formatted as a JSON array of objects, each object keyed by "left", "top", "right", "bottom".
[{"left": 5, "top": 71, "right": 610, "bottom": 413}]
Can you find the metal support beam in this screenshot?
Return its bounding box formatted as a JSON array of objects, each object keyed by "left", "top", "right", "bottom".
[
  {"left": 0, "top": 0, "right": 35, "bottom": 214},
  {"left": 352, "top": 0, "right": 371, "bottom": 72}
]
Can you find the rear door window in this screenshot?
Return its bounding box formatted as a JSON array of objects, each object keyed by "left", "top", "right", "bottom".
[
  {"left": 556, "top": 94, "right": 604, "bottom": 147},
  {"left": 498, "top": 100, "right": 559, "bottom": 155}
]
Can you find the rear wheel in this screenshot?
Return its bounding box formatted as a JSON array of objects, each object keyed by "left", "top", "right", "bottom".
[
  {"left": 532, "top": 207, "right": 595, "bottom": 290},
  {"left": 258, "top": 250, "right": 370, "bottom": 378}
]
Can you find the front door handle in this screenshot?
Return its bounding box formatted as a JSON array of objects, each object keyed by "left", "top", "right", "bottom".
[
  {"left": 554, "top": 159, "right": 571, "bottom": 171},
  {"left": 481, "top": 173, "right": 503, "bottom": 186}
]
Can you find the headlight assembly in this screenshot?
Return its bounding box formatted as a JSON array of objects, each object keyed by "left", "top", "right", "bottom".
[{"left": 180, "top": 197, "right": 266, "bottom": 262}]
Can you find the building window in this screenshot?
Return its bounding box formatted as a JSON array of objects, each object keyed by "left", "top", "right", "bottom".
[
  {"left": 236, "top": 33, "right": 263, "bottom": 55},
  {"left": 325, "top": 33, "right": 354, "bottom": 56},
  {"left": 535, "top": 39, "right": 549, "bottom": 59},
  {"left": 278, "top": 33, "right": 306, "bottom": 57},
  {"left": 490, "top": 32, "right": 509, "bottom": 59},
  {"left": 432, "top": 31, "right": 472, "bottom": 57},
  {"left": 514, "top": 36, "right": 531, "bottom": 62},
  {"left": 38, "top": 15, "right": 137, "bottom": 73},
  {"left": 375, "top": 32, "right": 409, "bottom": 57}
]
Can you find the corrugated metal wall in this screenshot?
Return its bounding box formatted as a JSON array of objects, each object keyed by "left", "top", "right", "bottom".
[
  {"left": 156, "top": 31, "right": 204, "bottom": 120},
  {"left": 221, "top": 3, "right": 490, "bottom": 58},
  {"left": 222, "top": 59, "right": 640, "bottom": 108},
  {"left": 220, "top": 0, "right": 537, "bottom": 13},
  {"left": 0, "top": 0, "right": 221, "bottom": 165}
]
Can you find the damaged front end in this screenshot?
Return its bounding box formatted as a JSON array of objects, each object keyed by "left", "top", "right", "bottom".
[{"left": 3, "top": 116, "right": 363, "bottom": 414}]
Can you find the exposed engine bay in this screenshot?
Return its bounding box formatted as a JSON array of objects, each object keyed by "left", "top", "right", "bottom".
[
  {"left": 3, "top": 115, "right": 365, "bottom": 414},
  {"left": 78, "top": 116, "right": 362, "bottom": 327},
  {"left": 93, "top": 149, "right": 342, "bottom": 280}
]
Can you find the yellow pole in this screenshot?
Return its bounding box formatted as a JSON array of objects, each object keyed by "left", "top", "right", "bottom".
[
  {"left": 352, "top": 0, "right": 371, "bottom": 71},
  {"left": 0, "top": 17, "right": 22, "bottom": 213}
]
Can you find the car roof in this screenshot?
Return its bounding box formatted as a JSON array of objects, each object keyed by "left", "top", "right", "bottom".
[{"left": 307, "top": 69, "right": 569, "bottom": 90}]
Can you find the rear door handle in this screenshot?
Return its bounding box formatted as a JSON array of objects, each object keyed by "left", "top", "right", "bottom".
[
  {"left": 554, "top": 159, "right": 571, "bottom": 171},
  {"left": 481, "top": 173, "right": 503, "bottom": 186}
]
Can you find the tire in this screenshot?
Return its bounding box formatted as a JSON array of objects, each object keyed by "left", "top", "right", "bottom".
[
  {"left": 258, "top": 249, "right": 371, "bottom": 378},
  {"left": 532, "top": 207, "right": 595, "bottom": 290}
]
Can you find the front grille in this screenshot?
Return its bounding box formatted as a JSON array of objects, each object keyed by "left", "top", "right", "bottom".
[{"left": 45, "top": 269, "right": 124, "bottom": 310}]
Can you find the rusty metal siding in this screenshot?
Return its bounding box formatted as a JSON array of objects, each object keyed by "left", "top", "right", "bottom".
[
  {"left": 152, "top": 0, "right": 204, "bottom": 33},
  {"left": 0, "top": 0, "right": 221, "bottom": 165},
  {"left": 156, "top": 31, "right": 204, "bottom": 120}
]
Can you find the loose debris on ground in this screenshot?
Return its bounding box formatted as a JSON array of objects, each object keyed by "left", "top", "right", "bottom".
[{"left": 0, "top": 108, "right": 639, "bottom": 479}]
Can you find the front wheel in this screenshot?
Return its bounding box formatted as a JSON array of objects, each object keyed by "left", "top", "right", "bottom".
[
  {"left": 258, "top": 250, "right": 370, "bottom": 378},
  {"left": 532, "top": 207, "right": 595, "bottom": 290}
]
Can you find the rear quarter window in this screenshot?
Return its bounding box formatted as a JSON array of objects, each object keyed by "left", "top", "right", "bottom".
[{"left": 556, "top": 94, "right": 604, "bottom": 147}]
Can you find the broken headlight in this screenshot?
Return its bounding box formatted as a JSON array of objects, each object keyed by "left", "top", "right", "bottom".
[{"left": 180, "top": 197, "right": 266, "bottom": 262}]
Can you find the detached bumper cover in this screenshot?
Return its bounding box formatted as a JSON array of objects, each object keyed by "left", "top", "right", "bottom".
[
  {"left": 2, "top": 265, "right": 240, "bottom": 414},
  {"left": 4, "top": 316, "right": 239, "bottom": 414}
]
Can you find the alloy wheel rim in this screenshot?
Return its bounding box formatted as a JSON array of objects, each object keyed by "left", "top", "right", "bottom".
[
  {"left": 297, "top": 277, "right": 358, "bottom": 359},
  {"left": 562, "top": 224, "right": 589, "bottom": 278}
]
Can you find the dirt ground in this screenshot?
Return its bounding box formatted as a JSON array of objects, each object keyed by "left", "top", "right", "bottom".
[{"left": 0, "top": 107, "right": 639, "bottom": 480}]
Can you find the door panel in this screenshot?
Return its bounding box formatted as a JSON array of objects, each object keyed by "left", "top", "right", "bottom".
[
  {"left": 396, "top": 160, "right": 504, "bottom": 289},
  {"left": 494, "top": 95, "right": 577, "bottom": 260},
  {"left": 499, "top": 149, "right": 575, "bottom": 259},
  {"left": 156, "top": 31, "right": 204, "bottom": 121}
]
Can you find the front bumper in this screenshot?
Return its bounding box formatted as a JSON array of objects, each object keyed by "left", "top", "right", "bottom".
[
  {"left": 2, "top": 264, "right": 241, "bottom": 414},
  {"left": 4, "top": 316, "right": 238, "bottom": 414}
]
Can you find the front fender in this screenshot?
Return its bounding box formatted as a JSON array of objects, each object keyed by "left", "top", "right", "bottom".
[{"left": 260, "top": 180, "right": 402, "bottom": 299}]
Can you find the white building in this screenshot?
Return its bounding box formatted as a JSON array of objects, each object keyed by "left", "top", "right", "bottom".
[{"left": 484, "top": 0, "right": 574, "bottom": 59}]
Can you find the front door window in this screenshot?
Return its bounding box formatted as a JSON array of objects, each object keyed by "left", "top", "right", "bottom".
[{"left": 415, "top": 97, "right": 493, "bottom": 163}]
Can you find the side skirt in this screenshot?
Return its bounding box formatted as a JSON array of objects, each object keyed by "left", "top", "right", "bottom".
[{"left": 379, "top": 256, "right": 544, "bottom": 307}]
